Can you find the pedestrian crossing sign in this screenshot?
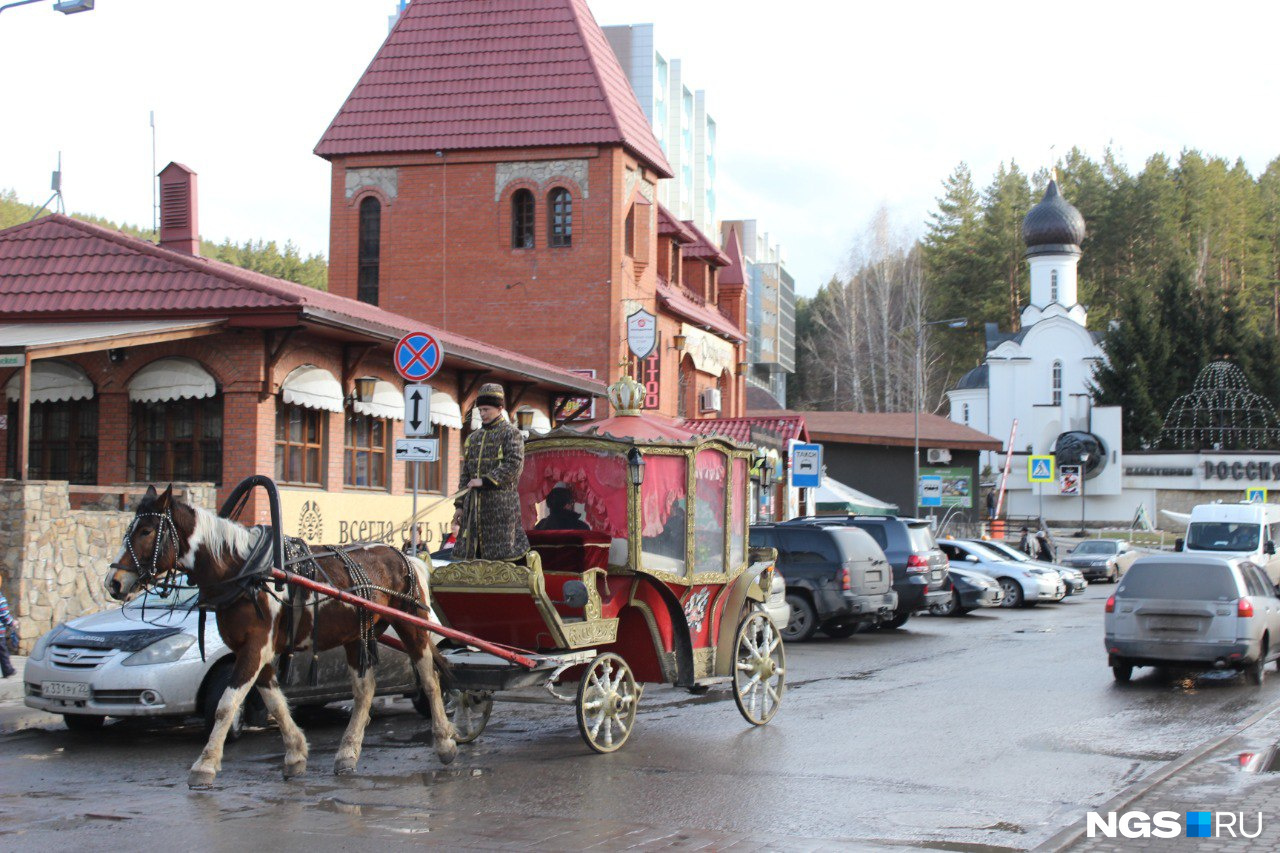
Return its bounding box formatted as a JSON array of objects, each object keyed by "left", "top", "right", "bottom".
[
  {"left": 1028, "top": 455, "right": 1054, "bottom": 483},
  {"left": 1247, "top": 488, "right": 1267, "bottom": 503}
]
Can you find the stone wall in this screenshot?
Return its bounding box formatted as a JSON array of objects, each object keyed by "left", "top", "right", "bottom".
[
  {"left": 1154, "top": 490, "right": 1248, "bottom": 518},
  {"left": 0, "top": 481, "right": 216, "bottom": 652}
]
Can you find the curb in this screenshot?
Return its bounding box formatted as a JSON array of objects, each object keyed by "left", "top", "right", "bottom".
[{"left": 1032, "top": 699, "right": 1280, "bottom": 852}]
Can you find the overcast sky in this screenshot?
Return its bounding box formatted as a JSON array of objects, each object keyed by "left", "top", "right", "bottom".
[{"left": 1, "top": 1, "right": 1276, "bottom": 297}]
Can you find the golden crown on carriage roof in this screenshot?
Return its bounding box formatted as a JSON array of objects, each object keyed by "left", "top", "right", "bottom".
[{"left": 607, "top": 372, "right": 646, "bottom": 416}]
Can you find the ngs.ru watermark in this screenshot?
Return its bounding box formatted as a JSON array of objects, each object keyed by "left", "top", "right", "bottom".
[{"left": 1087, "top": 811, "right": 1263, "bottom": 839}]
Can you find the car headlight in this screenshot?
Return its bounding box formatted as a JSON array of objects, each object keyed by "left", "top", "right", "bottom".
[
  {"left": 29, "top": 626, "right": 64, "bottom": 662},
  {"left": 122, "top": 634, "right": 197, "bottom": 667}
]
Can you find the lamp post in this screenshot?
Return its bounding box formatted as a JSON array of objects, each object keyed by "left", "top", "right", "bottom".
[
  {"left": 914, "top": 317, "right": 967, "bottom": 516},
  {"left": 1077, "top": 452, "right": 1090, "bottom": 537}
]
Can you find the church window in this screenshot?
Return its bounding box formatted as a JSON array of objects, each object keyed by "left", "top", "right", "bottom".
[
  {"left": 512, "top": 189, "right": 534, "bottom": 249},
  {"left": 548, "top": 188, "right": 572, "bottom": 247},
  {"left": 357, "top": 196, "right": 381, "bottom": 305},
  {"left": 1050, "top": 269, "right": 1059, "bottom": 303},
  {"left": 1052, "top": 360, "right": 1062, "bottom": 406},
  {"left": 963, "top": 403, "right": 970, "bottom": 426}
]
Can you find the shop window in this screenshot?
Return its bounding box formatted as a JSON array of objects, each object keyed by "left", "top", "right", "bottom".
[
  {"left": 275, "top": 401, "right": 325, "bottom": 487},
  {"left": 6, "top": 398, "right": 97, "bottom": 484},
  {"left": 357, "top": 196, "right": 381, "bottom": 305},
  {"left": 421, "top": 427, "right": 446, "bottom": 493},
  {"left": 344, "top": 411, "right": 387, "bottom": 490},
  {"left": 132, "top": 396, "right": 223, "bottom": 484},
  {"left": 512, "top": 189, "right": 534, "bottom": 249},
  {"left": 548, "top": 188, "right": 572, "bottom": 247},
  {"left": 1052, "top": 360, "right": 1063, "bottom": 406}
]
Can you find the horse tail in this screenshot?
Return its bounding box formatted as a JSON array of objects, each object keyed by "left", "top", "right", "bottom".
[{"left": 404, "top": 553, "right": 451, "bottom": 689}]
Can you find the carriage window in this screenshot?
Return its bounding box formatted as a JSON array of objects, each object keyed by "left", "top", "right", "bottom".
[
  {"left": 640, "top": 454, "right": 688, "bottom": 575},
  {"left": 730, "top": 457, "right": 746, "bottom": 569},
  {"left": 7, "top": 398, "right": 98, "bottom": 484},
  {"left": 519, "top": 449, "right": 629, "bottom": 540},
  {"left": 694, "top": 449, "right": 727, "bottom": 573},
  {"left": 132, "top": 396, "right": 223, "bottom": 484},
  {"left": 344, "top": 411, "right": 388, "bottom": 490}
]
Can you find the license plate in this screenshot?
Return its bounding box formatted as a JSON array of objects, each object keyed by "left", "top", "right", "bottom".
[
  {"left": 43, "top": 681, "right": 91, "bottom": 699},
  {"left": 1146, "top": 617, "right": 1201, "bottom": 633}
]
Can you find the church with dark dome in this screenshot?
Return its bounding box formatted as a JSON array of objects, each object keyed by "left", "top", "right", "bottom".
[{"left": 946, "top": 178, "right": 1125, "bottom": 522}]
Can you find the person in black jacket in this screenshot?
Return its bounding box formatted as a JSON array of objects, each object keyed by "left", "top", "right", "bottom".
[{"left": 534, "top": 484, "right": 589, "bottom": 531}]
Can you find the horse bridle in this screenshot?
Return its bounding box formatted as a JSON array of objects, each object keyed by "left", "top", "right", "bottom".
[{"left": 113, "top": 509, "right": 183, "bottom": 590}]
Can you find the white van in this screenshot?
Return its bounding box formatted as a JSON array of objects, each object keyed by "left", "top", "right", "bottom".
[{"left": 1180, "top": 502, "right": 1280, "bottom": 585}]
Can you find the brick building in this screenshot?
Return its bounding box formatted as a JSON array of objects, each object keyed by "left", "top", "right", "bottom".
[
  {"left": 0, "top": 165, "right": 605, "bottom": 547},
  {"left": 315, "top": 0, "right": 745, "bottom": 420}
]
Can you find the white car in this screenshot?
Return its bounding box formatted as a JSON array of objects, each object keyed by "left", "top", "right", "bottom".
[
  {"left": 938, "top": 540, "right": 1066, "bottom": 607},
  {"left": 976, "top": 539, "right": 1088, "bottom": 595},
  {"left": 25, "top": 586, "right": 422, "bottom": 735}
]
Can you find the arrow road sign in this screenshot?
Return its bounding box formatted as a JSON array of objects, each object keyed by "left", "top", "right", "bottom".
[
  {"left": 404, "top": 384, "right": 432, "bottom": 438},
  {"left": 395, "top": 438, "right": 439, "bottom": 462}
]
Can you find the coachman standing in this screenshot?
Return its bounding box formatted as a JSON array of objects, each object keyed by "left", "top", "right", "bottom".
[{"left": 453, "top": 383, "right": 530, "bottom": 561}]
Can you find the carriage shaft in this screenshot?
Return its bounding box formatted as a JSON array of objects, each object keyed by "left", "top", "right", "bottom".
[{"left": 270, "top": 568, "right": 538, "bottom": 669}]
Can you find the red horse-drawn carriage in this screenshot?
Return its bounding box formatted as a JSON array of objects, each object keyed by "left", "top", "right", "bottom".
[{"left": 428, "top": 377, "right": 786, "bottom": 751}]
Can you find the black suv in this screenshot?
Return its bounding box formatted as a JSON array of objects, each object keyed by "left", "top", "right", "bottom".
[
  {"left": 750, "top": 523, "right": 898, "bottom": 641},
  {"left": 781, "top": 515, "right": 950, "bottom": 629}
]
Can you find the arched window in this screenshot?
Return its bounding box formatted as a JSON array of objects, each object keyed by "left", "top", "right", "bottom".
[
  {"left": 357, "top": 196, "right": 381, "bottom": 305},
  {"left": 1050, "top": 269, "right": 1059, "bottom": 303},
  {"left": 963, "top": 403, "right": 970, "bottom": 426},
  {"left": 677, "top": 357, "right": 693, "bottom": 419},
  {"left": 1052, "top": 360, "right": 1062, "bottom": 406},
  {"left": 548, "top": 188, "right": 572, "bottom": 247},
  {"left": 511, "top": 189, "right": 534, "bottom": 249}
]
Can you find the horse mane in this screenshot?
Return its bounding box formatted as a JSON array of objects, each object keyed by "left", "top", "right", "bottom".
[{"left": 180, "top": 504, "right": 254, "bottom": 570}]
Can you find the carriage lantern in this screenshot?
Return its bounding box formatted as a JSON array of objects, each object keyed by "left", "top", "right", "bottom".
[
  {"left": 627, "top": 446, "right": 645, "bottom": 486},
  {"left": 354, "top": 376, "right": 378, "bottom": 403}
]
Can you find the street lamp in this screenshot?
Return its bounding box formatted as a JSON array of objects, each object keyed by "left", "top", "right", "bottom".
[
  {"left": 1077, "top": 452, "right": 1090, "bottom": 537},
  {"left": 0, "top": 0, "right": 94, "bottom": 15},
  {"left": 913, "top": 317, "right": 967, "bottom": 517}
]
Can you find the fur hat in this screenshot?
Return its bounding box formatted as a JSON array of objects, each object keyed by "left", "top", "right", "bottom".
[{"left": 476, "top": 382, "right": 505, "bottom": 409}]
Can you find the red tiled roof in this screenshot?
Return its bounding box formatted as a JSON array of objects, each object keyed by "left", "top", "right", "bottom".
[
  {"left": 655, "top": 276, "right": 744, "bottom": 344},
  {"left": 759, "top": 409, "right": 1002, "bottom": 451},
  {"left": 683, "top": 415, "right": 809, "bottom": 446},
  {"left": 315, "top": 0, "right": 672, "bottom": 178},
  {"left": 719, "top": 225, "right": 746, "bottom": 287},
  {"left": 0, "top": 214, "right": 606, "bottom": 395},
  {"left": 657, "top": 204, "right": 695, "bottom": 244},
  {"left": 681, "top": 220, "right": 730, "bottom": 267}
]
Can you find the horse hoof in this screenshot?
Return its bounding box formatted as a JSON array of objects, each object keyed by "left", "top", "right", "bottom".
[
  {"left": 334, "top": 758, "right": 357, "bottom": 776},
  {"left": 283, "top": 760, "right": 307, "bottom": 780},
  {"left": 187, "top": 769, "right": 216, "bottom": 789},
  {"left": 437, "top": 741, "right": 458, "bottom": 766}
]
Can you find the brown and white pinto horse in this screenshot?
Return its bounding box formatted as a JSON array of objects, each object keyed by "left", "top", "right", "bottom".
[{"left": 105, "top": 485, "right": 455, "bottom": 789}]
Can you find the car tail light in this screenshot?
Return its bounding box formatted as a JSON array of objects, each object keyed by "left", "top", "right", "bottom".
[
  {"left": 1239, "top": 598, "right": 1254, "bottom": 618},
  {"left": 1105, "top": 595, "right": 1115, "bottom": 613},
  {"left": 906, "top": 554, "right": 929, "bottom": 573},
  {"left": 841, "top": 567, "right": 851, "bottom": 592}
]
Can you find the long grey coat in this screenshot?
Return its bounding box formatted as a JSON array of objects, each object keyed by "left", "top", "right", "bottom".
[{"left": 453, "top": 418, "right": 530, "bottom": 561}]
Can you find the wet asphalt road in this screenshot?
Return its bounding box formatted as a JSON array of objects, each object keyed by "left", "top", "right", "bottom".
[{"left": 3, "top": 583, "right": 1278, "bottom": 851}]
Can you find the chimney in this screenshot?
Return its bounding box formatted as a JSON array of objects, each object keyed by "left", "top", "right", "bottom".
[{"left": 158, "top": 162, "right": 199, "bottom": 256}]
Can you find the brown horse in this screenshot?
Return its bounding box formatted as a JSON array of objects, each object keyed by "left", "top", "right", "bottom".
[{"left": 105, "top": 485, "right": 455, "bottom": 788}]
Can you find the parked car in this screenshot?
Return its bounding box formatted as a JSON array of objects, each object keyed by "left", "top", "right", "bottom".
[
  {"left": 929, "top": 564, "right": 1005, "bottom": 616},
  {"left": 1104, "top": 555, "right": 1280, "bottom": 684},
  {"left": 783, "top": 515, "right": 949, "bottom": 629},
  {"left": 750, "top": 523, "right": 898, "bottom": 641},
  {"left": 24, "top": 586, "right": 422, "bottom": 735},
  {"left": 1063, "top": 538, "right": 1139, "bottom": 583},
  {"left": 976, "top": 539, "right": 1088, "bottom": 595},
  {"left": 937, "top": 540, "right": 1065, "bottom": 607}
]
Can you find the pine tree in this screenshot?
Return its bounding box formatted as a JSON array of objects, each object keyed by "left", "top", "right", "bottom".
[{"left": 1092, "top": 290, "right": 1168, "bottom": 449}]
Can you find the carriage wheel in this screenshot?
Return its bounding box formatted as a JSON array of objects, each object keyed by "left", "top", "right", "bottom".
[
  {"left": 445, "top": 690, "right": 493, "bottom": 744},
  {"left": 733, "top": 610, "right": 786, "bottom": 725},
  {"left": 575, "top": 653, "right": 639, "bottom": 754}
]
